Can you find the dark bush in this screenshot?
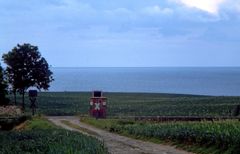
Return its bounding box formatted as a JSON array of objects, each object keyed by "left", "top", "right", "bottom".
[
  {"left": 0, "top": 115, "right": 29, "bottom": 130},
  {"left": 233, "top": 105, "right": 240, "bottom": 116}
]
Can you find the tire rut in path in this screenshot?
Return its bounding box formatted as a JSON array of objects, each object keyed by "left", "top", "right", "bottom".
[{"left": 47, "top": 116, "right": 193, "bottom": 154}]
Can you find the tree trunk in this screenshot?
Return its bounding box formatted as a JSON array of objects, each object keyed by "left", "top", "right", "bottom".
[
  {"left": 22, "top": 90, "right": 25, "bottom": 111},
  {"left": 14, "top": 91, "right": 17, "bottom": 105},
  {"left": 32, "top": 107, "right": 35, "bottom": 116}
]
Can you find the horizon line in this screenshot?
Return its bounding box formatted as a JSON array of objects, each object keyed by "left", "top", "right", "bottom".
[{"left": 50, "top": 66, "right": 240, "bottom": 68}]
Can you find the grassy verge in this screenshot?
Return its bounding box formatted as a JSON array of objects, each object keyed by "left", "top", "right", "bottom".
[
  {"left": 81, "top": 117, "right": 240, "bottom": 154},
  {"left": 61, "top": 120, "right": 100, "bottom": 137},
  {"left": 0, "top": 116, "right": 108, "bottom": 154},
  {"left": 24, "top": 116, "right": 57, "bottom": 130}
]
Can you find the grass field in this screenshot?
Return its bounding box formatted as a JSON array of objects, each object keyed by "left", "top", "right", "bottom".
[
  {"left": 0, "top": 117, "right": 107, "bottom": 154},
  {"left": 10, "top": 92, "right": 240, "bottom": 117}
]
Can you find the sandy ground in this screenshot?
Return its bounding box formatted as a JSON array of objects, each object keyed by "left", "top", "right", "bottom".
[{"left": 47, "top": 116, "right": 193, "bottom": 154}]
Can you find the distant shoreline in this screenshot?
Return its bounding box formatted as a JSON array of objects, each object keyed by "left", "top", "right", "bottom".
[
  {"left": 36, "top": 91, "right": 240, "bottom": 97},
  {"left": 51, "top": 66, "right": 240, "bottom": 69}
]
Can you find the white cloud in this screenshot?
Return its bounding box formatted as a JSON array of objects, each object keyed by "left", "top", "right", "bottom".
[{"left": 175, "top": 0, "right": 226, "bottom": 14}]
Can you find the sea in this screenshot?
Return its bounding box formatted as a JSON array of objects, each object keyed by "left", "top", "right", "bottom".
[{"left": 49, "top": 67, "right": 240, "bottom": 96}]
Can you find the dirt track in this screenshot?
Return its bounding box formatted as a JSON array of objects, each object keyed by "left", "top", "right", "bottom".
[{"left": 47, "top": 116, "right": 193, "bottom": 154}]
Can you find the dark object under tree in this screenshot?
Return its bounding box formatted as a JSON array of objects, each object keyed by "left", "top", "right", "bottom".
[
  {"left": 0, "top": 64, "right": 9, "bottom": 106},
  {"left": 2, "top": 43, "right": 54, "bottom": 110},
  {"left": 233, "top": 105, "right": 240, "bottom": 117},
  {"left": 29, "top": 90, "right": 38, "bottom": 115}
]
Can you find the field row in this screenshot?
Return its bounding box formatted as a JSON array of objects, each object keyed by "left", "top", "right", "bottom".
[
  {"left": 81, "top": 118, "right": 240, "bottom": 154},
  {"left": 134, "top": 116, "right": 240, "bottom": 122}
]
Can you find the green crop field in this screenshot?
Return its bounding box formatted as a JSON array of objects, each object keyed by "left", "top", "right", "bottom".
[
  {"left": 4, "top": 92, "right": 240, "bottom": 154},
  {"left": 81, "top": 118, "right": 240, "bottom": 154},
  {"left": 9, "top": 92, "right": 240, "bottom": 117},
  {"left": 0, "top": 117, "right": 107, "bottom": 154}
]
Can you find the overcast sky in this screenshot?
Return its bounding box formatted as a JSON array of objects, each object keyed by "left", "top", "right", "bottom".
[{"left": 1, "top": 0, "right": 240, "bottom": 67}]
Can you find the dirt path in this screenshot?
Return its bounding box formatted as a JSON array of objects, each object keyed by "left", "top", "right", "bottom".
[{"left": 47, "top": 116, "right": 193, "bottom": 154}]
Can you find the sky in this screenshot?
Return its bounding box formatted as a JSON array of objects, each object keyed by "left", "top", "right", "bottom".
[{"left": 1, "top": 0, "right": 240, "bottom": 67}]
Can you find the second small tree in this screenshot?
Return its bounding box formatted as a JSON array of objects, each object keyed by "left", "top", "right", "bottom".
[{"left": 2, "top": 43, "right": 54, "bottom": 110}]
